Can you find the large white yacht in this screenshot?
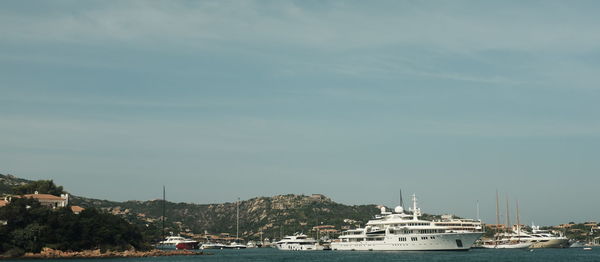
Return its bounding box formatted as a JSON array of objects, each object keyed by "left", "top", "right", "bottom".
[
  {"left": 276, "top": 234, "right": 319, "bottom": 250},
  {"left": 492, "top": 224, "right": 568, "bottom": 248},
  {"left": 331, "top": 195, "right": 483, "bottom": 251}
]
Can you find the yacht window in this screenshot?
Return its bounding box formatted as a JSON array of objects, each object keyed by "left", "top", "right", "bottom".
[{"left": 455, "top": 239, "right": 463, "bottom": 247}]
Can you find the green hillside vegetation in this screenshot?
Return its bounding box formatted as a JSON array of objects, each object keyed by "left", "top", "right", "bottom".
[
  {"left": 0, "top": 197, "right": 149, "bottom": 258},
  {"left": 12, "top": 179, "right": 65, "bottom": 195},
  {"left": 0, "top": 174, "right": 30, "bottom": 195}
]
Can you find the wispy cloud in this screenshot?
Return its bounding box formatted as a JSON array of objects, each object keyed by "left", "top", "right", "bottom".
[{"left": 2, "top": 1, "right": 600, "bottom": 53}]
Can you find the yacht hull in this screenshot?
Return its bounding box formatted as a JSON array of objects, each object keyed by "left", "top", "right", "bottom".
[
  {"left": 276, "top": 243, "right": 318, "bottom": 251},
  {"left": 481, "top": 242, "right": 531, "bottom": 249},
  {"left": 529, "top": 238, "right": 569, "bottom": 248},
  {"left": 331, "top": 232, "right": 482, "bottom": 251}
]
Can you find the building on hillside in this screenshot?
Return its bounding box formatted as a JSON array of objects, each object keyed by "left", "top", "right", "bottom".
[
  {"left": 70, "top": 205, "right": 85, "bottom": 214},
  {"left": 313, "top": 225, "right": 336, "bottom": 231},
  {"left": 1, "top": 192, "right": 81, "bottom": 214},
  {"left": 555, "top": 224, "right": 574, "bottom": 229},
  {"left": 22, "top": 191, "right": 69, "bottom": 208}
]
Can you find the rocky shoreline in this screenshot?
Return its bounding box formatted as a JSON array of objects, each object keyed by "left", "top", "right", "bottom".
[{"left": 12, "top": 248, "right": 209, "bottom": 259}]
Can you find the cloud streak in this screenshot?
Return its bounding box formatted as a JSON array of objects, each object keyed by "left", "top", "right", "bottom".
[{"left": 2, "top": 1, "right": 600, "bottom": 53}]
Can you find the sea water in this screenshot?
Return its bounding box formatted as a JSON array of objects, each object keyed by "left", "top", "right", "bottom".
[{"left": 5, "top": 248, "right": 600, "bottom": 262}]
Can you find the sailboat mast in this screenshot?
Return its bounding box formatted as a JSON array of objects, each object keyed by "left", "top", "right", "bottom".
[
  {"left": 516, "top": 199, "right": 520, "bottom": 235},
  {"left": 495, "top": 190, "right": 500, "bottom": 233},
  {"left": 476, "top": 200, "right": 480, "bottom": 221},
  {"left": 236, "top": 197, "right": 240, "bottom": 242},
  {"left": 506, "top": 195, "right": 510, "bottom": 231},
  {"left": 162, "top": 185, "right": 165, "bottom": 240}
]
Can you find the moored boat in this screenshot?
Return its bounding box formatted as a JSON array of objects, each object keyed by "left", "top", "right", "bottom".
[
  {"left": 330, "top": 194, "right": 483, "bottom": 251},
  {"left": 276, "top": 234, "right": 319, "bottom": 250},
  {"left": 157, "top": 236, "right": 200, "bottom": 250},
  {"left": 201, "top": 243, "right": 227, "bottom": 249},
  {"left": 480, "top": 239, "right": 531, "bottom": 249}
]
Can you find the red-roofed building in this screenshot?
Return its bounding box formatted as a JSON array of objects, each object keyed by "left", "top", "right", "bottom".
[
  {"left": 22, "top": 191, "right": 69, "bottom": 208},
  {"left": 70, "top": 205, "right": 85, "bottom": 214}
]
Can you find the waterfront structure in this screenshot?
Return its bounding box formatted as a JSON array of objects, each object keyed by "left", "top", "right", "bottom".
[{"left": 330, "top": 194, "right": 483, "bottom": 251}]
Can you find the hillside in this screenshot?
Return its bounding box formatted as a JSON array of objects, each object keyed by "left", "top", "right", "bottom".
[
  {"left": 0, "top": 174, "right": 31, "bottom": 194},
  {"left": 0, "top": 173, "right": 383, "bottom": 241},
  {"left": 70, "top": 194, "right": 383, "bottom": 241}
]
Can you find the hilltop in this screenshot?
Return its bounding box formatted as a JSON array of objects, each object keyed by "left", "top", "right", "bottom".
[{"left": 0, "top": 174, "right": 30, "bottom": 193}]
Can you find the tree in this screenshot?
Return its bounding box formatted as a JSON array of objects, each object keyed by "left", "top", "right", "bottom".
[
  {"left": 12, "top": 180, "right": 65, "bottom": 196},
  {"left": 0, "top": 197, "right": 150, "bottom": 256}
]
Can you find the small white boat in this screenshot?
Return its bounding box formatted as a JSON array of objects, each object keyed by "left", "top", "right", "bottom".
[
  {"left": 481, "top": 241, "right": 531, "bottom": 249},
  {"left": 201, "top": 243, "right": 227, "bottom": 249},
  {"left": 157, "top": 236, "right": 200, "bottom": 250},
  {"left": 224, "top": 242, "right": 248, "bottom": 249},
  {"left": 276, "top": 234, "right": 319, "bottom": 250}
]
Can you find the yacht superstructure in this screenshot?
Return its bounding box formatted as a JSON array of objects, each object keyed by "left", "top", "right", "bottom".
[
  {"left": 433, "top": 215, "right": 484, "bottom": 233},
  {"left": 330, "top": 195, "right": 483, "bottom": 251}
]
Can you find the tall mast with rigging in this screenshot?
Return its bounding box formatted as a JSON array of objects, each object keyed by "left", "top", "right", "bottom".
[
  {"left": 162, "top": 185, "right": 165, "bottom": 240},
  {"left": 236, "top": 197, "right": 240, "bottom": 243},
  {"left": 495, "top": 190, "right": 500, "bottom": 234},
  {"left": 505, "top": 195, "right": 510, "bottom": 232},
  {"left": 516, "top": 199, "right": 521, "bottom": 236}
]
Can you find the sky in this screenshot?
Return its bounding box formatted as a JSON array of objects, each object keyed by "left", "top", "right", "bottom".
[{"left": 1, "top": 0, "right": 599, "bottom": 226}]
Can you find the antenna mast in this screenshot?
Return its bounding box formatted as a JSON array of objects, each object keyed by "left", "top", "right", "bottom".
[{"left": 399, "top": 189, "right": 404, "bottom": 207}]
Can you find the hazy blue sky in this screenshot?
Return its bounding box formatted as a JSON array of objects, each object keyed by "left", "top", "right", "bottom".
[{"left": 1, "top": 0, "right": 599, "bottom": 225}]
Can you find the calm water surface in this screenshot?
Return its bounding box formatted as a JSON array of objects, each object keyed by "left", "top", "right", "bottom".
[{"left": 5, "top": 248, "right": 600, "bottom": 262}]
